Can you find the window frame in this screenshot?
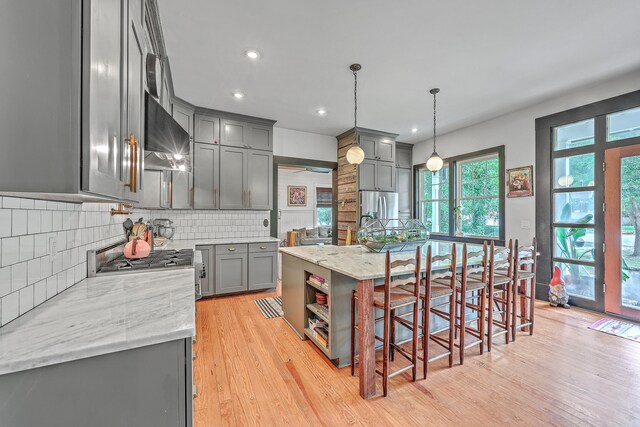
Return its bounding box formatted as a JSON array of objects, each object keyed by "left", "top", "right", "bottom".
[
  {"left": 315, "top": 186, "right": 333, "bottom": 227},
  {"left": 418, "top": 162, "right": 450, "bottom": 236},
  {"left": 414, "top": 145, "right": 506, "bottom": 246}
]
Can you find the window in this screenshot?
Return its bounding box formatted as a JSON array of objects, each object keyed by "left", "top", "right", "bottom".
[
  {"left": 607, "top": 106, "right": 640, "bottom": 142},
  {"left": 417, "top": 147, "right": 504, "bottom": 241},
  {"left": 316, "top": 187, "right": 332, "bottom": 226},
  {"left": 553, "top": 119, "right": 595, "bottom": 151},
  {"left": 457, "top": 154, "right": 500, "bottom": 237},
  {"left": 419, "top": 164, "right": 449, "bottom": 234}
]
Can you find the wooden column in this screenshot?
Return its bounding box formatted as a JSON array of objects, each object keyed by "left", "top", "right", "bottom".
[
  {"left": 357, "top": 278, "right": 376, "bottom": 399},
  {"left": 337, "top": 130, "right": 358, "bottom": 245}
]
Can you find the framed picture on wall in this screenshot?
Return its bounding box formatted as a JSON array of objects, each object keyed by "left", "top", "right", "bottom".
[
  {"left": 506, "top": 165, "right": 534, "bottom": 197},
  {"left": 287, "top": 186, "right": 307, "bottom": 206}
]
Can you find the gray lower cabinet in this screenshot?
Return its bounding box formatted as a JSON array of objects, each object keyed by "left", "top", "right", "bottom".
[
  {"left": 194, "top": 113, "right": 220, "bottom": 145},
  {"left": 0, "top": 339, "right": 193, "bottom": 427},
  {"left": 193, "top": 143, "right": 219, "bottom": 209},
  {"left": 248, "top": 252, "right": 277, "bottom": 290},
  {"left": 215, "top": 252, "right": 248, "bottom": 294},
  {"left": 197, "top": 242, "right": 277, "bottom": 296}
]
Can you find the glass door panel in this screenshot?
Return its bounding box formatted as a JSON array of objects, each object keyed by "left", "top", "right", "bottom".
[{"left": 604, "top": 145, "right": 640, "bottom": 319}]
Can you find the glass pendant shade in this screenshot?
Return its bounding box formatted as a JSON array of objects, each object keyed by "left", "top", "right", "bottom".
[
  {"left": 426, "top": 151, "right": 443, "bottom": 172},
  {"left": 346, "top": 145, "right": 365, "bottom": 165}
]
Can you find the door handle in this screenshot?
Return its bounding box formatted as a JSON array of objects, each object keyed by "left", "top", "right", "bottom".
[
  {"left": 214, "top": 188, "right": 218, "bottom": 209},
  {"left": 127, "top": 133, "right": 135, "bottom": 190},
  {"left": 249, "top": 190, "right": 252, "bottom": 208}
]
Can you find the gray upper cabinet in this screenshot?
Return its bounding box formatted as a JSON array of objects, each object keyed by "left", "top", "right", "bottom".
[
  {"left": 397, "top": 167, "right": 412, "bottom": 218},
  {"left": 81, "top": 0, "right": 126, "bottom": 200},
  {"left": 171, "top": 171, "right": 191, "bottom": 209},
  {"left": 359, "top": 135, "right": 377, "bottom": 160},
  {"left": 172, "top": 101, "right": 194, "bottom": 140},
  {"left": 396, "top": 144, "right": 413, "bottom": 168},
  {"left": 376, "top": 138, "right": 395, "bottom": 163},
  {"left": 376, "top": 162, "right": 396, "bottom": 192},
  {"left": 359, "top": 160, "right": 395, "bottom": 191},
  {"left": 359, "top": 160, "right": 377, "bottom": 191},
  {"left": 215, "top": 251, "right": 248, "bottom": 295},
  {"left": 123, "top": 0, "right": 145, "bottom": 202},
  {"left": 246, "top": 150, "right": 273, "bottom": 210},
  {"left": 219, "top": 147, "right": 247, "bottom": 209},
  {"left": 220, "top": 119, "right": 246, "bottom": 148},
  {"left": 194, "top": 114, "right": 220, "bottom": 145},
  {"left": 193, "top": 143, "right": 219, "bottom": 209},
  {"left": 247, "top": 123, "right": 273, "bottom": 151}
]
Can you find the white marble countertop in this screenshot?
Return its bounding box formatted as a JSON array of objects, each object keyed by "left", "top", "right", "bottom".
[
  {"left": 162, "top": 237, "right": 280, "bottom": 250},
  {"left": 279, "top": 242, "right": 485, "bottom": 280},
  {"left": 0, "top": 269, "right": 195, "bottom": 376}
]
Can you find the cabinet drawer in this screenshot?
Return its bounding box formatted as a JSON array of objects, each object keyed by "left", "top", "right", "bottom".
[
  {"left": 216, "top": 243, "right": 248, "bottom": 254},
  {"left": 249, "top": 242, "right": 278, "bottom": 253}
]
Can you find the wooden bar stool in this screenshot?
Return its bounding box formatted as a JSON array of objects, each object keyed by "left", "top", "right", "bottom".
[
  {"left": 454, "top": 243, "right": 487, "bottom": 364},
  {"left": 350, "top": 248, "right": 421, "bottom": 397},
  {"left": 473, "top": 240, "right": 513, "bottom": 351},
  {"left": 395, "top": 244, "right": 456, "bottom": 379},
  {"left": 510, "top": 238, "right": 537, "bottom": 340}
]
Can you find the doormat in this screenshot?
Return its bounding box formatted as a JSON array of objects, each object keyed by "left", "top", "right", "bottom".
[
  {"left": 588, "top": 318, "right": 640, "bottom": 343},
  {"left": 254, "top": 296, "right": 283, "bottom": 319}
]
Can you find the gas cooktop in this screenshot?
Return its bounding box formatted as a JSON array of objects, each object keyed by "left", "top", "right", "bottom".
[{"left": 96, "top": 249, "right": 194, "bottom": 274}]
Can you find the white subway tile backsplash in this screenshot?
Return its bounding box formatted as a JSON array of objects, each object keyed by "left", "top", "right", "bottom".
[
  {"left": 0, "top": 209, "right": 11, "bottom": 238},
  {"left": 19, "top": 235, "right": 34, "bottom": 262},
  {"left": 28, "top": 210, "right": 41, "bottom": 234},
  {"left": 1, "top": 291, "right": 19, "bottom": 325},
  {"left": 34, "top": 279, "right": 47, "bottom": 306},
  {"left": 12, "top": 210, "right": 27, "bottom": 236},
  {"left": 2, "top": 237, "right": 20, "bottom": 267},
  {"left": 46, "top": 276, "right": 57, "bottom": 299},
  {"left": 11, "top": 262, "right": 27, "bottom": 292},
  {"left": 19, "top": 199, "right": 34, "bottom": 210},
  {"left": 0, "top": 266, "right": 10, "bottom": 298},
  {"left": 3, "top": 197, "right": 21, "bottom": 209},
  {"left": 19, "top": 286, "right": 34, "bottom": 315}
]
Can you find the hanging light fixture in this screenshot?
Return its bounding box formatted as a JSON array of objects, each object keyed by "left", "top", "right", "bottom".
[
  {"left": 426, "top": 88, "right": 444, "bottom": 173},
  {"left": 346, "top": 64, "right": 365, "bottom": 165}
]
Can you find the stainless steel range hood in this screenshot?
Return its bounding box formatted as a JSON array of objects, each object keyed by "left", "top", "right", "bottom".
[
  {"left": 145, "top": 92, "right": 191, "bottom": 171},
  {"left": 144, "top": 151, "right": 191, "bottom": 172}
]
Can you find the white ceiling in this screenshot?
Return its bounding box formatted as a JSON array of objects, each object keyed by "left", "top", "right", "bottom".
[{"left": 157, "top": 0, "right": 640, "bottom": 143}]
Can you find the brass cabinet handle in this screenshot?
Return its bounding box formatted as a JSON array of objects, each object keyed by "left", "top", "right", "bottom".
[
  {"left": 214, "top": 188, "right": 218, "bottom": 209},
  {"left": 127, "top": 133, "right": 135, "bottom": 190},
  {"left": 228, "top": 247, "right": 236, "bottom": 252},
  {"left": 133, "top": 136, "right": 138, "bottom": 193},
  {"left": 260, "top": 246, "right": 267, "bottom": 250},
  {"left": 243, "top": 190, "right": 246, "bottom": 207},
  {"left": 249, "top": 190, "right": 252, "bottom": 208}
]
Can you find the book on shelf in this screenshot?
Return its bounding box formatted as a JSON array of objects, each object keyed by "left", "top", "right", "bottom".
[
  {"left": 310, "top": 274, "right": 325, "bottom": 284},
  {"left": 308, "top": 276, "right": 328, "bottom": 289},
  {"left": 315, "top": 304, "right": 329, "bottom": 317}
]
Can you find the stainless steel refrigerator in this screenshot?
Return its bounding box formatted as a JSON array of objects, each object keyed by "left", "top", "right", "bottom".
[{"left": 360, "top": 191, "right": 399, "bottom": 224}]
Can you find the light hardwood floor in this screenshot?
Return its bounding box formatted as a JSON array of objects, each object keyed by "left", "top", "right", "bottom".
[{"left": 193, "top": 290, "right": 640, "bottom": 426}]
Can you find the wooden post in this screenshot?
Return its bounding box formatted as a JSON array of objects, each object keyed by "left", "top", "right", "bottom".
[{"left": 357, "top": 278, "right": 376, "bottom": 399}]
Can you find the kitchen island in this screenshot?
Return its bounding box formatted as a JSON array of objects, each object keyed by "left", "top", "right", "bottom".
[{"left": 279, "top": 242, "right": 480, "bottom": 400}]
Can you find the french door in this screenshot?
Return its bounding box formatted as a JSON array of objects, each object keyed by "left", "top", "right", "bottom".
[{"left": 604, "top": 144, "right": 640, "bottom": 320}]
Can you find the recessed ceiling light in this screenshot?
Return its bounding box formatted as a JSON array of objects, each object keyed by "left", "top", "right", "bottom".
[
  {"left": 245, "top": 50, "right": 261, "bottom": 60},
  {"left": 411, "top": 128, "right": 418, "bottom": 133},
  {"left": 316, "top": 109, "right": 327, "bottom": 116},
  {"left": 233, "top": 91, "right": 245, "bottom": 99}
]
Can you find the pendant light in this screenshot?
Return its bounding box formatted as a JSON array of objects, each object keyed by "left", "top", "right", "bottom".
[
  {"left": 346, "top": 64, "right": 365, "bottom": 165},
  {"left": 426, "top": 88, "right": 444, "bottom": 173}
]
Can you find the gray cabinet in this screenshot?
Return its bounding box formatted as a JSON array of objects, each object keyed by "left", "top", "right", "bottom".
[
  {"left": 197, "top": 245, "right": 215, "bottom": 297},
  {"left": 172, "top": 100, "right": 195, "bottom": 140},
  {"left": 141, "top": 170, "right": 171, "bottom": 209},
  {"left": 194, "top": 114, "right": 220, "bottom": 145},
  {"left": 397, "top": 167, "right": 412, "bottom": 218},
  {"left": 359, "top": 160, "right": 396, "bottom": 191},
  {"left": 215, "top": 247, "right": 248, "bottom": 295},
  {"left": 359, "top": 134, "right": 395, "bottom": 163},
  {"left": 396, "top": 144, "right": 413, "bottom": 169},
  {"left": 0, "top": 339, "right": 192, "bottom": 427},
  {"left": 219, "top": 147, "right": 247, "bottom": 209},
  {"left": 171, "top": 171, "right": 192, "bottom": 209},
  {"left": 193, "top": 143, "right": 219, "bottom": 209},
  {"left": 247, "top": 149, "right": 273, "bottom": 210},
  {"left": 248, "top": 252, "right": 278, "bottom": 291},
  {"left": 220, "top": 118, "right": 246, "bottom": 148},
  {"left": 247, "top": 123, "right": 273, "bottom": 151},
  {"left": 197, "top": 242, "right": 277, "bottom": 297},
  {"left": 124, "top": 0, "right": 146, "bottom": 202}
]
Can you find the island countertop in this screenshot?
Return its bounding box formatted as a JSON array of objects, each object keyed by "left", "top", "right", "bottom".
[
  {"left": 279, "top": 242, "right": 472, "bottom": 280},
  {"left": 0, "top": 268, "right": 195, "bottom": 376},
  {"left": 162, "top": 236, "right": 280, "bottom": 250}
]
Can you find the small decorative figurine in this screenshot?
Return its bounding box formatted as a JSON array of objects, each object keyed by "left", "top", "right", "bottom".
[{"left": 549, "top": 266, "right": 570, "bottom": 309}]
